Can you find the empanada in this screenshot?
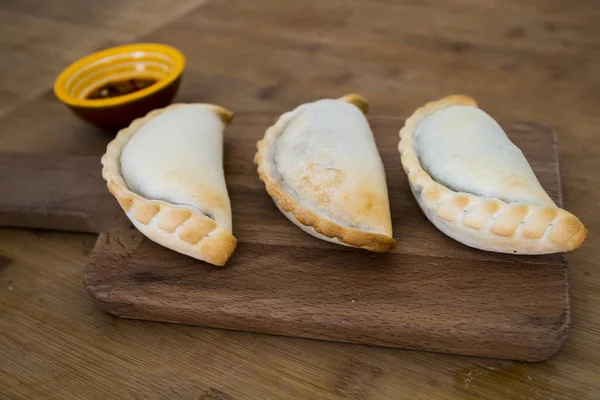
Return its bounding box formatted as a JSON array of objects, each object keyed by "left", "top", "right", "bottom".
[
  {"left": 399, "top": 95, "right": 587, "bottom": 254},
  {"left": 255, "top": 94, "right": 395, "bottom": 252},
  {"left": 101, "top": 103, "right": 237, "bottom": 266}
]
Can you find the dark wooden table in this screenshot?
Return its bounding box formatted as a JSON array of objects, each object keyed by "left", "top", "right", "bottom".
[{"left": 1, "top": 0, "right": 599, "bottom": 399}]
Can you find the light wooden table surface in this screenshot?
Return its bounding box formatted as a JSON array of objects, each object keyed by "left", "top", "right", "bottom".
[{"left": 1, "top": 0, "right": 599, "bottom": 399}]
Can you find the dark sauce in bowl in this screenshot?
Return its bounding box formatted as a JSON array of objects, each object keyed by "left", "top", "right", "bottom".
[{"left": 86, "top": 78, "right": 157, "bottom": 100}]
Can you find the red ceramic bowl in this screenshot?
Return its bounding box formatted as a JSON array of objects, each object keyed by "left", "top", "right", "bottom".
[{"left": 54, "top": 43, "right": 185, "bottom": 131}]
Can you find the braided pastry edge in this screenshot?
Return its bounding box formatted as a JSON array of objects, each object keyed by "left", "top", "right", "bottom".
[
  {"left": 398, "top": 95, "right": 587, "bottom": 254},
  {"left": 101, "top": 103, "right": 237, "bottom": 266}
]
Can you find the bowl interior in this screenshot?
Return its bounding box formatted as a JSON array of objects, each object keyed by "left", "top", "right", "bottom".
[{"left": 56, "top": 44, "right": 184, "bottom": 107}]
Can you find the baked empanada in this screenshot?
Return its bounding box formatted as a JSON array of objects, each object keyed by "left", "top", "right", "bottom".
[
  {"left": 399, "top": 95, "right": 587, "bottom": 254},
  {"left": 101, "top": 103, "right": 237, "bottom": 266},
  {"left": 255, "top": 94, "right": 395, "bottom": 252}
]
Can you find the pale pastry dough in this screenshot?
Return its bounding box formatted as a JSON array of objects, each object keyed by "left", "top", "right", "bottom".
[
  {"left": 101, "top": 103, "right": 237, "bottom": 266},
  {"left": 399, "top": 95, "right": 587, "bottom": 254},
  {"left": 255, "top": 94, "right": 395, "bottom": 252}
]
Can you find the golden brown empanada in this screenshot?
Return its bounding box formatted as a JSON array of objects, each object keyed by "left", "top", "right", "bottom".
[
  {"left": 399, "top": 95, "right": 587, "bottom": 254},
  {"left": 101, "top": 103, "right": 237, "bottom": 265},
  {"left": 255, "top": 94, "right": 395, "bottom": 252}
]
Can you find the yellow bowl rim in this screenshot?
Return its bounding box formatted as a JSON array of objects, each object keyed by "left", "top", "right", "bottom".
[{"left": 53, "top": 43, "right": 185, "bottom": 109}]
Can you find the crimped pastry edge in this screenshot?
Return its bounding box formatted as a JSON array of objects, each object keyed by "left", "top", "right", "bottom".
[
  {"left": 398, "top": 95, "right": 587, "bottom": 254},
  {"left": 254, "top": 93, "right": 396, "bottom": 252},
  {"left": 101, "top": 103, "right": 237, "bottom": 266}
]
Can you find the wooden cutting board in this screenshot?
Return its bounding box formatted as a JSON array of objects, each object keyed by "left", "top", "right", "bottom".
[{"left": 0, "top": 114, "right": 569, "bottom": 362}]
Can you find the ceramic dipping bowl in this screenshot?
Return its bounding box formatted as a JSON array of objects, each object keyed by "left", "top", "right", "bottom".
[{"left": 54, "top": 43, "right": 185, "bottom": 131}]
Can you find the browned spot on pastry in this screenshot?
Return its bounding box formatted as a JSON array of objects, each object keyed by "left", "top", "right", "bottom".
[
  {"left": 409, "top": 169, "right": 429, "bottom": 184},
  {"left": 117, "top": 196, "right": 133, "bottom": 212},
  {"left": 157, "top": 209, "right": 192, "bottom": 233},
  {"left": 186, "top": 183, "right": 229, "bottom": 213},
  {"left": 133, "top": 203, "right": 160, "bottom": 224},
  {"left": 178, "top": 216, "right": 216, "bottom": 245},
  {"left": 454, "top": 195, "right": 470, "bottom": 209},
  {"left": 440, "top": 94, "right": 478, "bottom": 108},
  {"left": 348, "top": 190, "right": 390, "bottom": 225},
  {"left": 436, "top": 195, "right": 469, "bottom": 222},
  {"left": 434, "top": 202, "right": 454, "bottom": 222},
  {"left": 421, "top": 185, "right": 444, "bottom": 207},
  {"left": 362, "top": 191, "right": 376, "bottom": 212},
  {"left": 522, "top": 208, "right": 558, "bottom": 239},
  {"left": 339, "top": 93, "right": 369, "bottom": 114},
  {"left": 462, "top": 201, "right": 502, "bottom": 230},
  {"left": 490, "top": 204, "right": 529, "bottom": 237},
  {"left": 211, "top": 105, "right": 234, "bottom": 124},
  {"left": 463, "top": 201, "right": 500, "bottom": 230},
  {"left": 463, "top": 212, "right": 483, "bottom": 230},
  {"left": 198, "top": 231, "right": 238, "bottom": 266},
  {"left": 482, "top": 201, "right": 501, "bottom": 215},
  {"left": 107, "top": 181, "right": 127, "bottom": 200},
  {"left": 298, "top": 162, "right": 344, "bottom": 205},
  {"left": 549, "top": 216, "right": 587, "bottom": 247},
  {"left": 402, "top": 153, "right": 419, "bottom": 170}
]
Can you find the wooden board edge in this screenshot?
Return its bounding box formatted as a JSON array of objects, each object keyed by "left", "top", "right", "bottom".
[{"left": 82, "top": 265, "right": 571, "bottom": 363}]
